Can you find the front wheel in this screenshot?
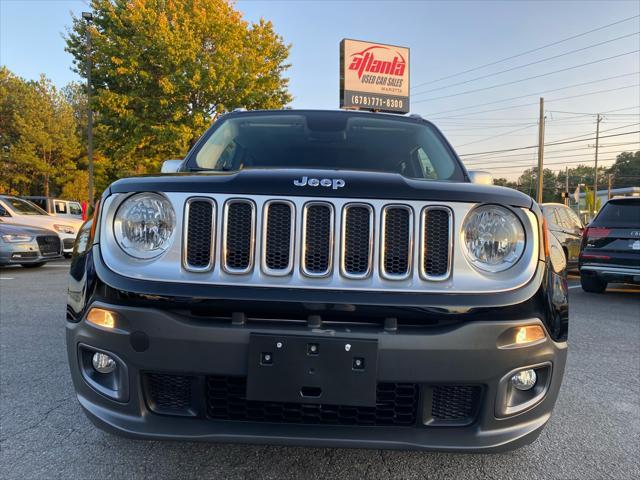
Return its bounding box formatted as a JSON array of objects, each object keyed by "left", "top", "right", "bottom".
[
  {"left": 581, "top": 274, "right": 607, "bottom": 293},
  {"left": 21, "top": 262, "right": 46, "bottom": 269}
]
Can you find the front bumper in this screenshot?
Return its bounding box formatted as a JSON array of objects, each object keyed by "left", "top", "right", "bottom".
[
  {"left": 0, "top": 241, "right": 61, "bottom": 265},
  {"left": 66, "top": 301, "right": 567, "bottom": 452}
]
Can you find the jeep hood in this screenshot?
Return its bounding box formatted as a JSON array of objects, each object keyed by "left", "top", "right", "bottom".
[{"left": 108, "top": 169, "right": 533, "bottom": 208}]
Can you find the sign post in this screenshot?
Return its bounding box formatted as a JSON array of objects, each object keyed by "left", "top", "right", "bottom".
[{"left": 340, "top": 39, "right": 410, "bottom": 114}]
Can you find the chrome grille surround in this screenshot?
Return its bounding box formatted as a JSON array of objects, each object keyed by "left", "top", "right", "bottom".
[
  {"left": 341, "top": 203, "right": 374, "bottom": 279},
  {"left": 301, "top": 202, "right": 335, "bottom": 278},
  {"left": 222, "top": 199, "right": 256, "bottom": 274},
  {"left": 100, "top": 193, "right": 540, "bottom": 294},
  {"left": 420, "top": 206, "right": 453, "bottom": 281},
  {"left": 182, "top": 197, "right": 216, "bottom": 272},
  {"left": 380, "top": 205, "right": 414, "bottom": 280},
  {"left": 261, "top": 200, "right": 295, "bottom": 276}
]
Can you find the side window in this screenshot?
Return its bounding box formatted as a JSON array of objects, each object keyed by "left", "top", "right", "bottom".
[
  {"left": 0, "top": 203, "right": 10, "bottom": 217},
  {"left": 564, "top": 207, "right": 583, "bottom": 229},
  {"left": 416, "top": 148, "right": 437, "bottom": 179},
  {"left": 557, "top": 208, "right": 573, "bottom": 230},
  {"left": 54, "top": 201, "right": 67, "bottom": 214},
  {"left": 69, "top": 202, "right": 82, "bottom": 216}
]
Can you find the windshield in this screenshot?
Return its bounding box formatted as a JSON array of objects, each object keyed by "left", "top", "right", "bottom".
[
  {"left": 2, "top": 197, "right": 48, "bottom": 215},
  {"left": 188, "top": 112, "right": 464, "bottom": 181},
  {"left": 592, "top": 200, "right": 640, "bottom": 227}
]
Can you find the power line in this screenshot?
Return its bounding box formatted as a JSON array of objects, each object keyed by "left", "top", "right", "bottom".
[
  {"left": 413, "top": 50, "right": 639, "bottom": 104},
  {"left": 454, "top": 124, "right": 538, "bottom": 147},
  {"left": 462, "top": 141, "right": 640, "bottom": 162},
  {"left": 457, "top": 130, "right": 640, "bottom": 157},
  {"left": 415, "top": 72, "right": 638, "bottom": 115},
  {"left": 412, "top": 33, "right": 639, "bottom": 97},
  {"left": 410, "top": 14, "right": 640, "bottom": 90},
  {"left": 543, "top": 122, "right": 640, "bottom": 143},
  {"left": 486, "top": 156, "right": 620, "bottom": 171},
  {"left": 427, "top": 83, "right": 639, "bottom": 119},
  {"left": 547, "top": 105, "right": 640, "bottom": 115}
]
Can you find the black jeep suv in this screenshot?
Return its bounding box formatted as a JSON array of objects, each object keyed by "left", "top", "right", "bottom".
[{"left": 66, "top": 110, "right": 568, "bottom": 452}]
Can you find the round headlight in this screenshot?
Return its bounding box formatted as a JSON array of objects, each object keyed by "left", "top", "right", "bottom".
[
  {"left": 113, "top": 193, "right": 176, "bottom": 259},
  {"left": 462, "top": 205, "right": 525, "bottom": 273}
]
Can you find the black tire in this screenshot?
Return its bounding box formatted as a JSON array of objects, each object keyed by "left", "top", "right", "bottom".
[
  {"left": 64, "top": 253, "right": 72, "bottom": 258},
  {"left": 580, "top": 274, "right": 607, "bottom": 293},
  {"left": 20, "top": 262, "right": 46, "bottom": 269}
]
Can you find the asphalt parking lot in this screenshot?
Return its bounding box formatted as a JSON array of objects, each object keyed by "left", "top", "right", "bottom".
[{"left": 1, "top": 260, "right": 639, "bottom": 479}]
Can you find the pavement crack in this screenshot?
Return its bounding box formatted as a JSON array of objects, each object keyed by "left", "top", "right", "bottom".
[{"left": 0, "top": 395, "right": 73, "bottom": 444}]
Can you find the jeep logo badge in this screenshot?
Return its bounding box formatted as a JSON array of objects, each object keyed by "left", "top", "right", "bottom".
[{"left": 293, "top": 176, "right": 345, "bottom": 190}]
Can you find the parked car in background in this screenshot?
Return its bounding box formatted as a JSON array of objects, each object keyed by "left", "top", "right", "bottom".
[
  {"left": 23, "top": 196, "right": 84, "bottom": 220},
  {"left": 541, "top": 203, "right": 584, "bottom": 269},
  {"left": 0, "top": 195, "right": 83, "bottom": 257},
  {"left": 579, "top": 196, "right": 640, "bottom": 293},
  {"left": 0, "top": 220, "right": 62, "bottom": 268}
]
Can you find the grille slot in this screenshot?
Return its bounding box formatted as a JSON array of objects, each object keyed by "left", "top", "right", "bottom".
[
  {"left": 262, "top": 201, "right": 294, "bottom": 275},
  {"left": 144, "top": 373, "right": 195, "bottom": 416},
  {"left": 206, "top": 376, "right": 418, "bottom": 426},
  {"left": 381, "top": 206, "right": 413, "bottom": 279},
  {"left": 302, "top": 203, "right": 334, "bottom": 276},
  {"left": 223, "top": 200, "right": 255, "bottom": 273},
  {"left": 341, "top": 204, "right": 374, "bottom": 278},
  {"left": 183, "top": 198, "right": 215, "bottom": 271},
  {"left": 421, "top": 207, "right": 452, "bottom": 280},
  {"left": 36, "top": 235, "right": 61, "bottom": 256},
  {"left": 430, "top": 385, "right": 481, "bottom": 425}
]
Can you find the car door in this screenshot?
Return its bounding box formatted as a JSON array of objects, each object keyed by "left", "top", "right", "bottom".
[{"left": 557, "top": 206, "right": 582, "bottom": 264}]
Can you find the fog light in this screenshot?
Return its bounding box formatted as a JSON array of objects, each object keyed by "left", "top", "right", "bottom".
[
  {"left": 92, "top": 352, "right": 116, "bottom": 374},
  {"left": 510, "top": 369, "right": 537, "bottom": 391},
  {"left": 86, "top": 308, "right": 116, "bottom": 329}
]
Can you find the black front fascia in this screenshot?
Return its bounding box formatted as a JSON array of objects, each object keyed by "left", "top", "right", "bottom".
[{"left": 67, "top": 246, "right": 568, "bottom": 342}]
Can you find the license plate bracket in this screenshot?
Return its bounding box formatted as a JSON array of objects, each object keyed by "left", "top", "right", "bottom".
[{"left": 246, "top": 334, "right": 378, "bottom": 406}]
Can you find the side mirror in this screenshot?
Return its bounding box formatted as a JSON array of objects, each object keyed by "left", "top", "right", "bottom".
[
  {"left": 468, "top": 170, "right": 493, "bottom": 185},
  {"left": 161, "top": 159, "right": 183, "bottom": 173}
]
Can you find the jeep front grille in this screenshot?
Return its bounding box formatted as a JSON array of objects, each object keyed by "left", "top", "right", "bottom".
[
  {"left": 262, "top": 201, "right": 294, "bottom": 275},
  {"left": 421, "top": 207, "right": 452, "bottom": 280},
  {"left": 223, "top": 200, "right": 255, "bottom": 273},
  {"left": 183, "top": 198, "right": 215, "bottom": 271},
  {"left": 381, "top": 206, "right": 413, "bottom": 279},
  {"left": 301, "top": 203, "right": 334, "bottom": 276},
  {"left": 341, "top": 204, "right": 374, "bottom": 278},
  {"left": 181, "top": 196, "right": 452, "bottom": 285}
]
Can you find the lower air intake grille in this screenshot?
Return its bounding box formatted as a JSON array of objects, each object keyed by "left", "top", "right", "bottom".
[
  {"left": 224, "top": 201, "right": 254, "bottom": 272},
  {"left": 342, "top": 205, "right": 373, "bottom": 277},
  {"left": 431, "top": 385, "right": 481, "bottom": 423},
  {"left": 185, "top": 199, "right": 214, "bottom": 270},
  {"left": 302, "top": 203, "right": 333, "bottom": 275},
  {"left": 144, "top": 373, "right": 194, "bottom": 416},
  {"left": 206, "top": 376, "right": 418, "bottom": 426},
  {"left": 382, "top": 207, "right": 411, "bottom": 278},
  {"left": 422, "top": 208, "right": 451, "bottom": 278},
  {"left": 264, "top": 202, "right": 293, "bottom": 273},
  {"left": 36, "top": 235, "right": 61, "bottom": 256}
]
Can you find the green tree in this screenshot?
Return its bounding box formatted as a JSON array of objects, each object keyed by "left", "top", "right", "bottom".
[
  {"left": 65, "top": 0, "right": 292, "bottom": 178},
  {"left": 607, "top": 151, "right": 640, "bottom": 189},
  {"left": 515, "top": 168, "right": 558, "bottom": 203},
  {"left": 583, "top": 186, "right": 602, "bottom": 218},
  {"left": 493, "top": 177, "right": 519, "bottom": 189},
  {"left": 0, "top": 68, "right": 81, "bottom": 196}
]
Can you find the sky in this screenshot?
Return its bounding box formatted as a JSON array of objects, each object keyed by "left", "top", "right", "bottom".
[{"left": 1, "top": 0, "right": 639, "bottom": 183}]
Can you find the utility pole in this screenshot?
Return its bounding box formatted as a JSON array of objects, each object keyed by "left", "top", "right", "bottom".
[
  {"left": 536, "top": 97, "right": 545, "bottom": 204},
  {"left": 607, "top": 173, "right": 612, "bottom": 200},
  {"left": 83, "top": 11, "right": 94, "bottom": 207},
  {"left": 593, "top": 113, "right": 602, "bottom": 217},
  {"left": 565, "top": 166, "right": 569, "bottom": 206}
]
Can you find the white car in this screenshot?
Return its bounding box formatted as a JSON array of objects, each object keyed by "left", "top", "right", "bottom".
[{"left": 0, "top": 196, "right": 83, "bottom": 256}]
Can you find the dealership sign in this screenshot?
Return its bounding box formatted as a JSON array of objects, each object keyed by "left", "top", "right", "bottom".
[{"left": 340, "top": 39, "right": 410, "bottom": 114}]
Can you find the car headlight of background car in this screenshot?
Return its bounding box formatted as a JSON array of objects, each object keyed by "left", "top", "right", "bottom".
[
  {"left": 1, "top": 234, "right": 35, "bottom": 243},
  {"left": 113, "top": 192, "right": 176, "bottom": 259},
  {"left": 462, "top": 205, "right": 526, "bottom": 273},
  {"left": 54, "top": 224, "right": 76, "bottom": 234}
]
